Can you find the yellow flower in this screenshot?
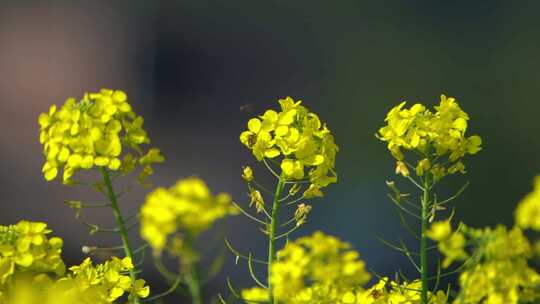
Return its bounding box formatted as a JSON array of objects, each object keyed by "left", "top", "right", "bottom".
[
  {"left": 242, "top": 166, "right": 254, "bottom": 182},
  {"left": 241, "top": 287, "right": 268, "bottom": 302},
  {"left": 515, "top": 175, "right": 540, "bottom": 231},
  {"left": 0, "top": 221, "right": 65, "bottom": 286},
  {"left": 268, "top": 231, "right": 371, "bottom": 301},
  {"left": 355, "top": 278, "right": 448, "bottom": 304},
  {"left": 377, "top": 94, "right": 481, "bottom": 180},
  {"left": 240, "top": 97, "right": 338, "bottom": 194},
  {"left": 55, "top": 256, "right": 149, "bottom": 304},
  {"left": 38, "top": 89, "right": 163, "bottom": 184},
  {"left": 427, "top": 220, "right": 452, "bottom": 241},
  {"left": 140, "top": 177, "right": 238, "bottom": 254}
]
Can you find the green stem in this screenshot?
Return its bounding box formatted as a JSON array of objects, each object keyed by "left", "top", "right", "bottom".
[
  {"left": 100, "top": 167, "right": 140, "bottom": 304},
  {"left": 268, "top": 176, "right": 285, "bottom": 304},
  {"left": 186, "top": 267, "right": 202, "bottom": 304},
  {"left": 420, "top": 174, "right": 430, "bottom": 304},
  {"left": 184, "top": 234, "right": 203, "bottom": 304}
]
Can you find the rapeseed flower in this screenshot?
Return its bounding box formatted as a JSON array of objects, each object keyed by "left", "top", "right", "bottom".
[
  {"left": 240, "top": 97, "right": 338, "bottom": 196},
  {"left": 515, "top": 175, "right": 540, "bottom": 231},
  {"left": 38, "top": 89, "right": 163, "bottom": 184},
  {"left": 432, "top": 222, "right": 540, "bottom": 304},
  {"left": 0, "top": 221, "right": 65, "bottom": 286},
  {"left": 242, "top": 231, "right": 370, "bottom": 302},
  {"left": 377, "top": 95, "right": 481, "bottom": 180},
  {"left": 140, "top": 177, "right": 237, "bottom": 254}
]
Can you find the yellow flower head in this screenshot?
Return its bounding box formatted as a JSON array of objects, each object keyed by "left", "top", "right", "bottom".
[
  {"left": 38, "top": 89, "right": 164, "bottom": 184},
  {"left": 0, "top": 221, "right": 65, "bottom": 286},
  {"left": 268, "top": 231, "right": 371, "bottom": 301},
  {"left": 52, "top": 256, "right": 149, "bottom": 304},
  {"left": 351, "top": 278, "right": 448, "bottom": 304},
  {"left": 515, "top": 175, "right": 540, "bottom": 231},
  {"left": 454, "top": 226, "right": 539, "bottom": 304},
  {"left": 240, "top": 97, "right": 338, "bottom": 195},
  {"left": 377, "top": 95, "right": 481, "bottom": 179},
  {"left": 140, "top": 177, "right": 238, "bottom": 254}
]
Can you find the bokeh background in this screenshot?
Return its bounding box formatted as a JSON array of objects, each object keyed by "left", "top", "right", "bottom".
[{"left": 1, "top": 0, "right": 540, "bottom": 302}]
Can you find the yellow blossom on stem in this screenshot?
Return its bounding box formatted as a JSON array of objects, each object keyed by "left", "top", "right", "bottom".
[
  {"left": 38, "top": 89, "right": 163, "bottom": 184},
  {"left": 140, "top": 177, "right": 238, "bottom": 254},
  {"left": 377, "top": 94, "right": 481, "bottom": 179},
  {"left": 240, "top": 97, "right": 338, "bottom": 195},
  {"left": 242, "top": 231, "right": 370, "bottom": 302},
  {"left": 0, "top": 221, "right": 65, "bottom": 286},
  {"left": 515, "top": 175, "right": 540, "bottom": 231}
]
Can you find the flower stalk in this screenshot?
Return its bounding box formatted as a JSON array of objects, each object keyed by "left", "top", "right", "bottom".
[
  {"left": 101, "top": 167, "right": 140, "bottom": 304},
  {"left": 268, "top": 175, "right": 285, "bottom": 304},
  {"left": 420, "top": 172, "right": 430, "bottom": 304}
]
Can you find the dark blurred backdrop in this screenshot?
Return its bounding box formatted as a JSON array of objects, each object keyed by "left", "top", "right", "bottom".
[{"left": 1, "top": 0, "right": 539, "bottom": 302}]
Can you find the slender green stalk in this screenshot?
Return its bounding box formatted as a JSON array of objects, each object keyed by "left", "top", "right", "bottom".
[
  {"left": 268, "top": 176, "right": 285, "bottom": 304},
  {"left": 100, "top": 168, "right": 140, "bottom": 304},
  {"left": 420, "top": 174, "right": 430, "bottom": 304},
  {"left": 186, "top": 267, "right": 202, "bottom": 304},
  {"left": 184, "top": 234, "right": 203, "bottom": 304}
]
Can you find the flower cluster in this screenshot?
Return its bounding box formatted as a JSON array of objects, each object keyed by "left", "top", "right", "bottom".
[
  {"left": 377, "top": 95, "right": 481, "bottom": 180},
  {"left": 515, "top": 175, "right": 540, "bottom": 231},
  {"left": 0, "top": 221, "right": 65, "bottom": 286},
  {"left": 140, "top": 177, "right": 238, "bottom": 254},
  {"left": 39, "top": 89, "right": 163, "bottom": 184},
  {"left": 240, "top": 97, "right": 338, "bottom": 195},
  {"left": 354, "top": 278, "right": 448, "bottom": 304},
  {"left": 3, "top": 257, "right": 150, "bottom": 304},
  {"left": 430, "top": 221, "right": 540, "bottom": 304},
  {"left": 51, "top": 257, "right": 149, "bottom": 304},
  {"left": 242, "top": 231, "right": 370, "bottom": 302}
]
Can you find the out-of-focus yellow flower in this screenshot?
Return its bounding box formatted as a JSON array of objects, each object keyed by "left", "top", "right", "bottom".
[
  {"left": 60, "top": 256, "right": 148, "bottom": 303},
  {"left": 38, "top": 89, "right": 163, "bottom": 184},
  {"left": 240, "top": 97, "right": 338, "bottom": 195},
  {"left": 9, "top": 256, "right": 150, "bottom": 304},
  {"left": 241, "top": 287, "right": 268, "bottom": 302},
  {"left": 436, "top": 223, "right": 540, "bottom": 304},
  {"left": 515, "top": 175, "right": 540, "bottom": 231},
  {"left": 427, "top": 220, "right": 452, "bottom": 241},
  {"left": 0, "top": 221, "right": 65, "bottom": 287},
  {"left": 377, "top": 95, "right": 481, "bottom": 180},
  {"left": 267, "top": 231, "right": 370, "bottom": 301},
  {"left": 140, "top": 177, "right": 238, "bottom": 254}
]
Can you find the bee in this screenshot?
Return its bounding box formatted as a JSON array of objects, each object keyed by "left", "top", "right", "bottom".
[
  {"left": 371, "top": 289, "right": 383, "bottom": 299},
  {"left": 240, "top": 103, "right": 257, "bottom": 114},
  {"left": 246, "top": 134, "right": 257, "bottom": 148}
]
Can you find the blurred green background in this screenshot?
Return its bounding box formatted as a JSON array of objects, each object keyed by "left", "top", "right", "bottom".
[{"left": 1, "top": 0, "right": 539, "bottom": 302}]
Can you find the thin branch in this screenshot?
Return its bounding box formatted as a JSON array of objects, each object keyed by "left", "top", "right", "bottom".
[
  {"left": 248, "top": 254, "right": 268, "bottom": 288},
  {"left": 395, "top": 207, "right": 420, "bottom": 240},
  {"left": 142, "top": 275, "right": 182, "bottom": 303},
  {"left": 437, "top": 182, "right": 469, "bottom": 206},
  {"left": 406, "top": 176, "right": 425, "bottom": 191},
  {"left": 398, "top": 239, "right": 421, "bottom": 274},
  {"left": 388, "top": 194, "right": 422, "bottom": 220},
  {"left": 224, "top": 238, "right": 268, "bottom": 265},
  {"left": 262, "top": 158, "right": 280, "bottom": 179},
  {"left": 250, "top": 180, "right": 274, "bottom": 196},
  {"left": 377, "top": 237, "right": 419, "bottom": 256},
  {"left": 285, "top": 195, "right": 306, "bottom": 206},
  {"left": 232, "top": 201, "right": 267, "bottom": 225},
  {"left": 275, "top": 224, "right": 302, "bottom": 240}
]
